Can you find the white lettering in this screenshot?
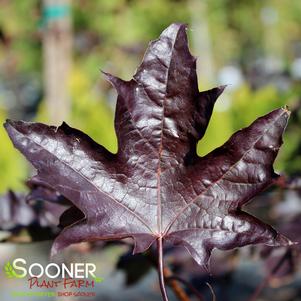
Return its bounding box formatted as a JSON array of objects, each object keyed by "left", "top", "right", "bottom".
[
  {"left": 86, "top": 263, "right": 96, "bottom": 278},
  {"left": 12, "top": 258, "right": 27, "bottom": 278},
  {"left": 61, "top": 263, "right": 73, "bottom": 278},
  {"left": 75, "top": 263, "right": 85, "bottom": 278},
  {"left": 29, "top": 263, "right": 44, "bottom": 278},
  {"left": 45, "top": 263, "right": 60, "bottom": 278}
]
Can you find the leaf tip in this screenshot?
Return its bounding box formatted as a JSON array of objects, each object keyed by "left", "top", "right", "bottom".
[
  {"left": 162, "top": 22, "right": 189, "bottom": 47},
  {"left": 218, "top": 84, "right": 228, "bottom": 93},
  {"left": 212, "top": 85, "right": 227, "bottom": 99},
  {"left": 3, "top": 118, "right": 12, "bottom": 130},
  {"left": 3, "top": 119, "right": 28, "bottom": 136},
  {"left": 101, "top": 70, "right": 128, "bottom": 93},
  {"left": 281, "top": 105, "right": 291, "bottom": 115},
  {"left": 164, "top": 22, "right": 188, "bottom": 33},
  {"left": 273, "top": 233, "right": 295, "bottom": 247},
  {"left": 3, "top": 119, "right": 19, "bottom": 141},
  {"left": 200, "top": 85, "right": 227, "bottom": 105}
]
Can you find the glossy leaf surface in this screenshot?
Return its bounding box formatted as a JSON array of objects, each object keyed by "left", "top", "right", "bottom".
[{"left": 4, "top": 23, "right": 292, "bottom": 264}]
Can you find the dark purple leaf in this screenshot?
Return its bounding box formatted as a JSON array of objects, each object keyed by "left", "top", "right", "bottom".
[
  {"left": 0, "top": 190, "right": 35, "bottom": 230},
  {"left": 26, "top": 176, "right": 71, "bottom": 205},
  {"left": 26, "top": 176, "right": 84, "bottom": 230},
  {"left": 0, "top": 189, "right": 67, "bottom": 241},
  {"left": 4, "top": 23, "right": 292, "bottom": 269}
]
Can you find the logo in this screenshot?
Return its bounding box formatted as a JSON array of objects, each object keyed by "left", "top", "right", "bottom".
[
  {"left": 3, "top": 258, "right": 103, "bottom": 280},
  {"left": 3, "top": 258, "right": 103, "bottom": 298}
]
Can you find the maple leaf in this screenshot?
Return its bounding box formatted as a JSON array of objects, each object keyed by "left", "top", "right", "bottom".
[{"left": 4, "top": 23, "right": 292, "bottom": 300}]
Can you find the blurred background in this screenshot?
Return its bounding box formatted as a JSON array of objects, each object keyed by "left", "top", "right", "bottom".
[{"left": 0, "top": 0, "right": 301, "bottom": 300}]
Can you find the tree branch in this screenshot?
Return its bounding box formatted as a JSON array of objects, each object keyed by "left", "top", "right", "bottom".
[{"left": 166, "top": 274, "right": 205, "bottom": 301}]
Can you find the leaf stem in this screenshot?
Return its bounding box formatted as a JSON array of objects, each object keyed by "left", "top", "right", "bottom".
[{"left": 157, "top": 237, "right": 169, "bottom": 301}]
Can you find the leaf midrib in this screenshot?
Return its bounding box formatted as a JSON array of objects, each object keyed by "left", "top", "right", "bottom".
[{"left": 156, "top": 29, "right": 180, "bottom": 236}]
